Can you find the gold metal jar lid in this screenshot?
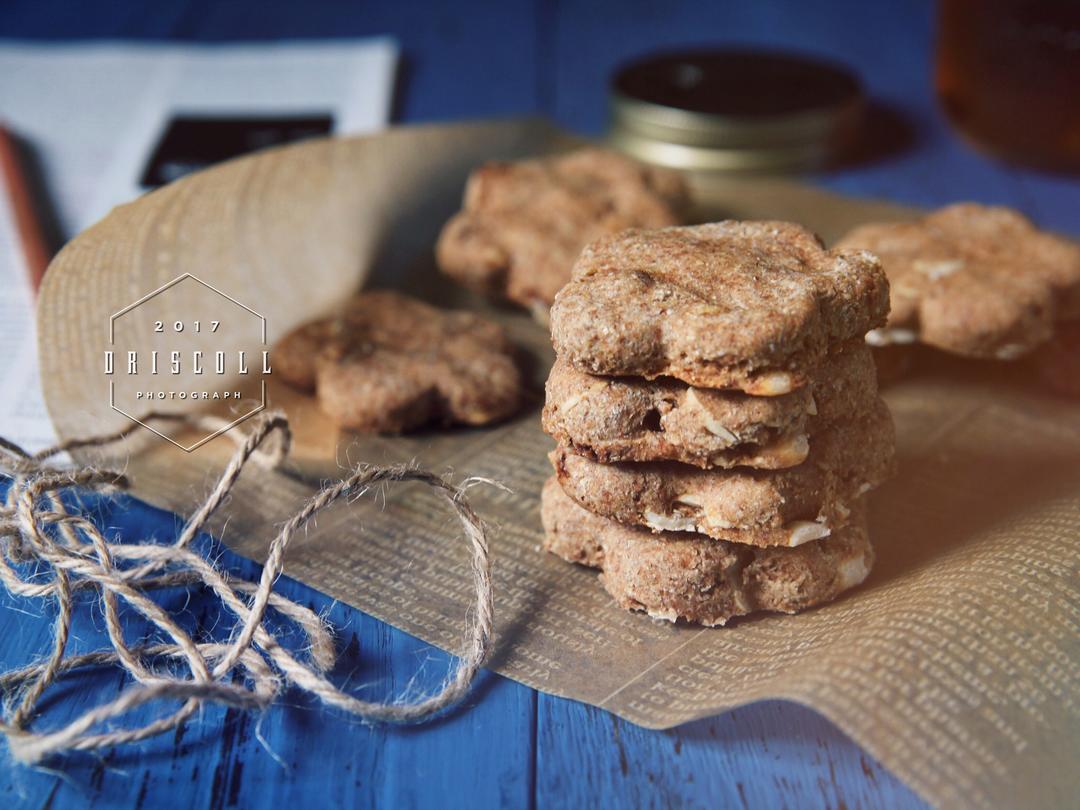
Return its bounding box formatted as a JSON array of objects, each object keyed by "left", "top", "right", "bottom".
[{"left": 609, "top": 49, "right": 865, "bottom": 172}]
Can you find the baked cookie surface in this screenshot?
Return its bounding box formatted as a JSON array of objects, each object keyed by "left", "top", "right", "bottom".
[
  {"left": 543, "top": 339, "right": 878, "bottom": 469},
  {"left": 436, "top": 148, "right": 686, "bottom": 314},
  {"left": 273, "top": 290, "right": 522, "bottom": 432},
  {"left": 541, "top": 477, "right": 873, "bottom": 626},
  {"left": 836, "top": 203, "right": 1080, "bottom": 359},
  {"left": 274, "top": 319, "right": 334, "bottom": 392},
  {"left": 550, "top": 399, "right": 895, "bottom": 548},
  {"left": 550, "top": 221, "right": 889, "bottom": 393}
]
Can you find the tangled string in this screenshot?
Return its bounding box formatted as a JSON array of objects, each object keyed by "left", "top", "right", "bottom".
[{"left": 0, "top": 411, "right": 494, "bottom": 764}]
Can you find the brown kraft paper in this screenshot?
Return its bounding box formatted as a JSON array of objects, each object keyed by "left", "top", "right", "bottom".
[{"left": 36, "top": 119, "right": 1080, "bottom": 810}]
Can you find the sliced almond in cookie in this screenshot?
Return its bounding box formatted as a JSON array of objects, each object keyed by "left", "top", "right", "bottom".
[
  {"left": 549, "top": 400, "right": 895, "bottom": 548},
  {"left": 542, "top": 340, "right": 878, "bottom": 470},
  {"left": 787, "top": 520, "right": 832, "bottom": 547},
  {"left": 746, "top": 371, "right": 797, "bottom": 396},
  {"left": 541, "top": 477, "right": 874, "bottom": 626}
]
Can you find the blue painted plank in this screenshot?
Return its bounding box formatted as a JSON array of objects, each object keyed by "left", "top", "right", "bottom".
[
  {"left": 0, "top": 485, "right": 535, "bottom": 810},
  {"left": 0, "top": 0, "right": 544, "bottom": 126},
  {"left": 536, "top": 698, "right": 923, "bottom": 810}
]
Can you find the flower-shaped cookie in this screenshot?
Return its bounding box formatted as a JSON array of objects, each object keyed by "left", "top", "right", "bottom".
[
  {"left": 541, "top": 477, "right": 873, "bottom": 626},
  {"left": 543, "top": 340, "right": 878, "bottom": 470},
  {"left": 274, "top": 291, "right": 522, "bottom": 432},
  {"left": 436, "top": 148, "right": 687, "bottom": 317},
  {"left": 549, "top": 400, "right": 895, "bottom": 549},
  {"left": 836, "top": 203, "right": 1080, "bottom": 359},
  {"left": 550, "top": 221, "right": 889, "bottom": 394}
]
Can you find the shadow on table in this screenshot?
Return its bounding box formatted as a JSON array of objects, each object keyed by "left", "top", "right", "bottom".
[{"left": 839, "top": 100, "right": 919, "bottom": 169}]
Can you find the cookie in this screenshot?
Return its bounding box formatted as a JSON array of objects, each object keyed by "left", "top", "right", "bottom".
[
  {"left": 541, "top": 477, "right": 873, "bottom": 626},
  {"left": 275, "top": 319, "right": 335, "bottom": 392},
  {"left": 550, "top": 399, "right": 894, "bottom": 547},
  {"left": 273, "top": 290, "right": 522, "bottom": 432},
  {"left": 550, "top": 221, "right": 889, "bottom": 394},
  {"left": 543, "top": 339, "right": 877, "bottom": 469},
  {"left": 436, "top": 148, "right": 687, "bottom": 315},
  {"left": 836, "top": 203, "right": 1080, "bottom": 359}
]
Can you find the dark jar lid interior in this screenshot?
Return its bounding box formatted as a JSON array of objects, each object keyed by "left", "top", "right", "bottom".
[{"left": 609, "top": 49, "right": 865, "bottom": 172}]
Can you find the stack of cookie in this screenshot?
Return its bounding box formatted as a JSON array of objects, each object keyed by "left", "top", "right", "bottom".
[{"left": 540, "top": 221, "right": 896, "bottom": 626}]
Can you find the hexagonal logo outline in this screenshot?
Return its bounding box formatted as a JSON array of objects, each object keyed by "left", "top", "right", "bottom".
[{"left": 108, "top": 273, "right": 267, "bottom": 452}]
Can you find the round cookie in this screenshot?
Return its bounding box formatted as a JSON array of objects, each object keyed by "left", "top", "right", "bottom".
[
  {"left": 836, "top": 203, "right": 1080, "bottom": 359},
  {"left": 436, "top": 148, "right": 687, "bottom": 316},
  {"left": 541, "top": 477, "right": 874, "bottom": 626},
  {"left": 273, "top": 290, "right": 522, "bottom": 432},
  {"left": 549, "top": 399, "right": 895, "bottom": 548},
  {"left": 549, "top": 220, "right": 889, "bottom": 395},
  {"left": 543, "top": 339, "right": 878, "bottom": 469}
]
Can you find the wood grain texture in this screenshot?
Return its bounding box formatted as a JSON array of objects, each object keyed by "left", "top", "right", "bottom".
[
  {"left": 0, "top": 487, "right": 538, "bottom": 810},
  {"left": 0, "top": 483, "right": 917, "bottom": 810},
  {"left": 3, "top": 0, "right": 1078, "bottom": 807}
]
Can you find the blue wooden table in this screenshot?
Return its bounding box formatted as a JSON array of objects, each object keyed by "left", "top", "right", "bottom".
[{"left": 3, "top": 1, "right": 1078, "bottom": 807}]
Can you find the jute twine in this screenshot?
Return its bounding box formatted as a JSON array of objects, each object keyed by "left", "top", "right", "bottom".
[{"left": 0, "top": 411, "right": 494, "bottom": 764}]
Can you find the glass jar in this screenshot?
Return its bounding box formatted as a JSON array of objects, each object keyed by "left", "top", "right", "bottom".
[{"left": 936, "top": 0, "right": 1080, "bottom": 172}]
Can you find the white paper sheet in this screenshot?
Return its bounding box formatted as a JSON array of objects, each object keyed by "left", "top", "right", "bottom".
[
  {"left": 0, "top": 187, "right": 53, "bottom": 452},
  {"left": 0, "top": 39, "right": 398, "bottom": 451}
]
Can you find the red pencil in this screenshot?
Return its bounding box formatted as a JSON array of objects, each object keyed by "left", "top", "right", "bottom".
[{"left": 0, "top": 124, "right": 53, "bottom": 294}]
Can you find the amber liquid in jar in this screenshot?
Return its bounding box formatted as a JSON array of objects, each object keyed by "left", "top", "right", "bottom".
[{"left": 936, "top": 0, "right": 1080, "bottom": 172}]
